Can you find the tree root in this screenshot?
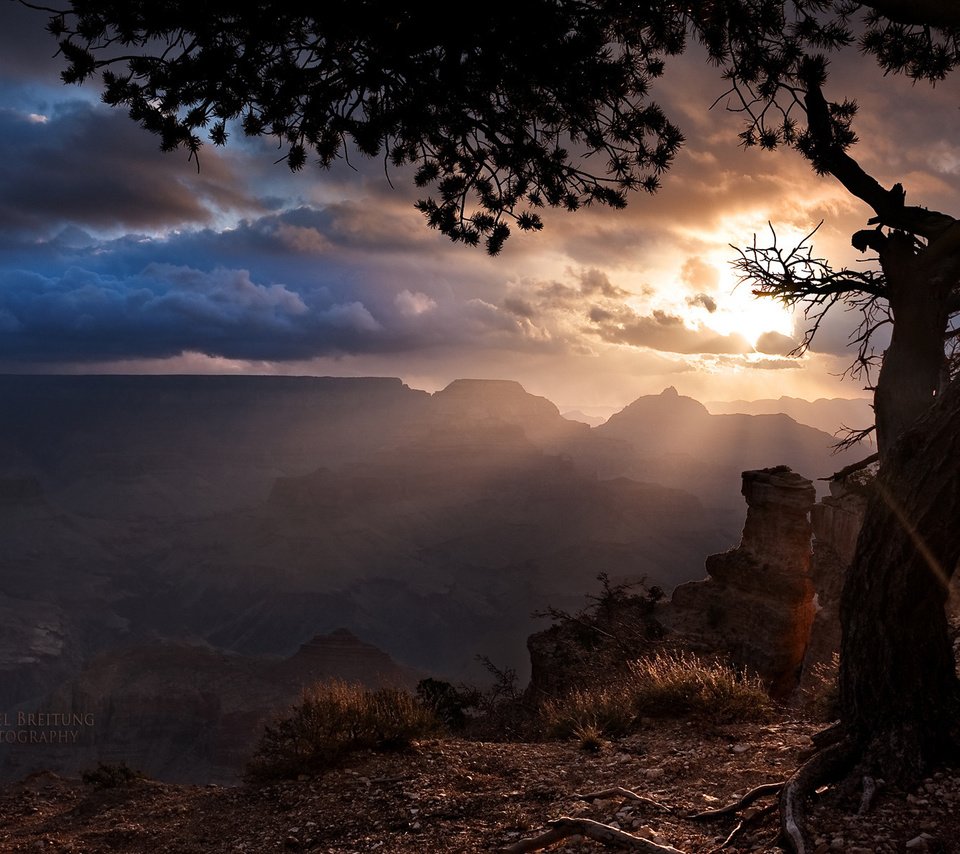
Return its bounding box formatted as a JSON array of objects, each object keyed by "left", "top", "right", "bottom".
[
  {"left": 577, "top": 786, "right": 674, "bottom": 813},
  {"left": 689, "top": 780, "right": 786, "bottom": 819},
  {"left": 706, "top": 802, "right": 778, "bottom": 854},
  {"left": 780, "top": 739, "right": 856, "bottom": 854},
  {"left": 500, "top": 817, "right": 686, "bottom": 854}
]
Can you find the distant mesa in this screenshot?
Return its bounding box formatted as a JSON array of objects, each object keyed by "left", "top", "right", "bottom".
[{"left": 282, "top": 628, "right": 422, "bottom": 689}]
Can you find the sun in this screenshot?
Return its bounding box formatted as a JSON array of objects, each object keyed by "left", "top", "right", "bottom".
[{"left": 696, "top": 268, "right": 795, "bottom": 349}]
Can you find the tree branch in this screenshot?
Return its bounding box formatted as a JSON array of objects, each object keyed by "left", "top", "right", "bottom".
[{"left": 801, "top": 71, "right": 955, "bottom": 241}]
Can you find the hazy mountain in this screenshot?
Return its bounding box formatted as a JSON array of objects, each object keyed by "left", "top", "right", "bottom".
[
  {"left": 586, "top": 387, "right": 862, "bottom": 501},
  {"left": 560, "top": 409, "right": 608, "bottom": 427},
  {"left": 0, "top": 375, "right": 861, "bottom": 782},
  {"left": 135, "top": 424, "right": 731, "bottom": 679},
  {"left": 705, "top": 395, "right": 874, "bottom": 440}
]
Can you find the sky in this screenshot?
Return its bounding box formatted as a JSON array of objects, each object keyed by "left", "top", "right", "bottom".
[{"left": 3, "top": 4, "right": 960, "bottom": 413}]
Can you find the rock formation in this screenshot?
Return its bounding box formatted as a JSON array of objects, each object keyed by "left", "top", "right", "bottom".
[
  {"left": 798, "top": 475, "right": 870, "bottom": 699},
  {"left": 665, "top": 466, "right": 817, "bottom": 698}
]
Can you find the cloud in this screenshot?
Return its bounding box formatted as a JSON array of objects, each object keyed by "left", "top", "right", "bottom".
[
  {"left": 755, "top": 330, "right": 800, "bottom": 355},
  {"left": 681, "top": 257, "right": 720, "bottom": 292},
  {"left": 0, "top": 102, "right": 262, "bottom": 237},
  {"left": 0, "top": 264, "right": 380, "bottom": 361},
  {"left": 590, "top": 306, "right": 753, "bottom": 354},
  {"left": 395, "top": 290, "right": 437, "bottom": 316},
  {"left": 687, "top": 292, "right": 718, "bottom": 313}
]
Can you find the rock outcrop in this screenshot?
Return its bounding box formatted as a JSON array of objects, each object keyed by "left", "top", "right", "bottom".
[
  {"left": 798, "top": 476, "right": 869, "bottom": 698},
  {"left": 665, "top": 466, "right": 817, "bottom": 697}
]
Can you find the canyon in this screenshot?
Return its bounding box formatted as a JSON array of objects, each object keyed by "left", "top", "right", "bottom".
[{"left": 0, "top": 375, "right": 866, "bottom": 782}]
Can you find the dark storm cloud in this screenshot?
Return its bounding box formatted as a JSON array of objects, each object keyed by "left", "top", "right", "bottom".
[
  {"left": 0, "top": 264, "right": 385, "bottom": 362},
  {"left": 0, "top": 102, "right": 261, "bottom": 235}
]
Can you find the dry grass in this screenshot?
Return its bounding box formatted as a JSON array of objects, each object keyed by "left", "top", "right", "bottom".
[
  {"left": 540, "top": 652, "right": 773, "bottom": 739},
  {"left": 246, "top": 681, "right": 438, "bottom": 780},
  {"left": 626, "top": 652, "right": 773, "bottom": 721}
]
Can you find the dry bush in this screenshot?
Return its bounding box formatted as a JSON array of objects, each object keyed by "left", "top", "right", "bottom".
[
  {"left": 247, "top": 680, "right": 438, "bottom": 780},
  {"left": 81, "top": 762, "right": 144, "bottom": 788},
  {"left": 626, "top": 652, "right": 773, "bottom": 722},
  {"left": 799, "top": 652, "right": 840, "bottom": 722},
  {"left": 540, "top": 652, "right": 773, "bottom": 740},
  {"left": 540, "top": 683, "right": 637, "bottom": 738}
]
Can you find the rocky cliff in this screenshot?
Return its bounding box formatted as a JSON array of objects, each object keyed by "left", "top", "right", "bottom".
[
  {"left": 665, "top": 467, "right": 817, "bottom": 697},
  {"left": 798, "top": 474, "right": 870, "bottom": 699}
]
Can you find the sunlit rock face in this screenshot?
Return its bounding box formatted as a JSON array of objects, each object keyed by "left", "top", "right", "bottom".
[
  {"left": 798, "top": 477, "right": 869, "bottom": 699},
  {"left": 665, "top": 466, "right": 817, "bottom": 698}
]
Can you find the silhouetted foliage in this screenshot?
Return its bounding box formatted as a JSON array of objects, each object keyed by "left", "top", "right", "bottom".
[
  {"left": 81, "top": 761, "right": 145, "bottom": 788},
  {"left": 415, "top": 677, "right": 481, "bottom": 731},
  {"left": 533, "top": 572, "right": 665, "bottom": 663},
  {"left": 36, "top": 2, "right": 960, "bottom": 252}
]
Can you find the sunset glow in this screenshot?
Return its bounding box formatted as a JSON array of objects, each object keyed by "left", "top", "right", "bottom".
[{"left": 1, "top": 5, "right": 954, "bottom": 410}]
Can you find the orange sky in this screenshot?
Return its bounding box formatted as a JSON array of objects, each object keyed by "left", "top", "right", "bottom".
[{"left": 2, "top": 8, "right": 959, "bottom": 412}]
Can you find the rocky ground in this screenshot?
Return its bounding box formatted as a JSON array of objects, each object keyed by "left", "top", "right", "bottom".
[{"left": 1, "top": 719, "right": 958, "bottom": 853}]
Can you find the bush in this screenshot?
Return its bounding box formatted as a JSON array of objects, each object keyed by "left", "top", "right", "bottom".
[
  {"left": 540, "top": 683, "right": 637, "bottom": 738},
  {"left": 246, "top": 681, "right": 438, "bottom": 780},
  {"left": 415, "top": 677, "right": 481, "bottom": 730},
  {"left": 799, "top": 652, "right": 840, "bottom": 722},
  {"left": 626, "top": 652, "right": 773, "bottom": 722},
  {"left": 540, "top": 652, "right": 773, "bottom": 740},
  {"left": 81, "top": 762, "right": 144, "bottom": 788}
]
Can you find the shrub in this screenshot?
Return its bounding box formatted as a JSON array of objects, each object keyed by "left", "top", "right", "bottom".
[
  {"left": 540, "top": 652, "right": 773, "bottom": 740},
  {"left": 246, "top": 681, "right": 438, "bottom": 780},
  {"left": 625, "top": 652, "right": 773, "bottom": 722},
  {"left": 799, "top": 653, "right": 840, "bottom": 722},
  {"left": 81, "top": 762, "right": 144, "bottom": 788},
  {"left": 540, "top": 683, "right": 637, "bottom": 738},
  {"left": 415, "top": 677, "right": 482, "bottom": 730}
]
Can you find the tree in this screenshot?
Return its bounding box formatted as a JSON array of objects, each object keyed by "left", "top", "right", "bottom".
[
  {"left": 734, "top": 62, "right": 960, "bottom": 461},
  {"left": 25, "top": 1, "right": 960, "bottom": 849}
]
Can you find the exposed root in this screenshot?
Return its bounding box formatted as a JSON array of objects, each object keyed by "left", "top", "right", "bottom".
[
  {"left": 500, "top": 817, "right": 686, "bottom": 854},
  {"left": 689, "top": 780, "right": 785, "bottom": 819},
  {"left": 577, "top": 786, "right": 674, "bottom": 813},
  {"left": 780, "top": 739, "right": 856, "bottom": 854},
  {"left": 706, "top": 802, "right": 778, "bottom": 854},
  {"left": 810, "top": 722, "right": 844, "bottom": 750}
]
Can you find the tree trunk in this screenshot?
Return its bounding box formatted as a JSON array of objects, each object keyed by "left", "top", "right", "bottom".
[
  {"left": 873, "top": 233, "right": 949, "bottom": 461},
  {"left": 839, "top": 376, "right": 960, "bottom": 784}
]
